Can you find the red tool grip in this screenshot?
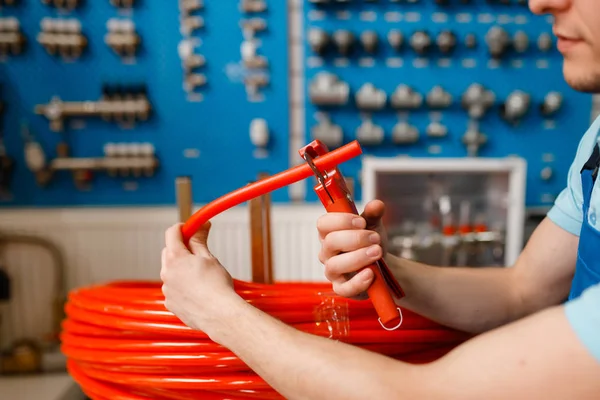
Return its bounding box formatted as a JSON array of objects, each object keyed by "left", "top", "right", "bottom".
[
  {"left": 300, "top": 140, "right": 405, "bottom": 330},
  {"left": 325, "top": 200, "right": 403, "bottom": 327}
]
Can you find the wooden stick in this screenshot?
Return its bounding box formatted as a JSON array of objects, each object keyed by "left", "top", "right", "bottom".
[
  {"left": 262, "top": 173, "right": 274, "bottom": 283},
  {"left": 176, "top": 176, "right": 193, "bottom": 223},
  {"left": 249, "top": 173, "right": 273, "bottom": 284}
]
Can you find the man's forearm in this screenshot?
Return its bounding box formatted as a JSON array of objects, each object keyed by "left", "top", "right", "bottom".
[
  {"left": 209, "top": 294, "right": 426, "bottom": 400},
  {"left": 388, "top": 254, "right": 524, "bottom": 333},
  {"left": 386, "top": 218, "right": 578, "bottom": 334},
  {"left": 201, "top": 293, "right": 600, "bottom": 400}
]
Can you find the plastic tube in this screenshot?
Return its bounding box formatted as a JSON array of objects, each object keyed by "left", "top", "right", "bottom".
[
  {"left": 62, "top": 281, "right": 470, "bottom": 399},
  {"left": 180, "top": 141, "right": 362, "bottom": 241}
]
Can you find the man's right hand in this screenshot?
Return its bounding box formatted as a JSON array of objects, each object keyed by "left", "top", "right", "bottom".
[{"left": 316, "top": 199, "right": 388, "bottom": 298}]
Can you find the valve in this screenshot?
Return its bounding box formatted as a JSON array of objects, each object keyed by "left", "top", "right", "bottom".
[
  {"left": 540, "top": 91, "right": 562, "bottom": 116},
  {"left": 180, "top": 14, "right": 204, "bottom": 36},
  {"left": 21, "top": 125, "right": 51, "bottom": 186},
  {"left": 105, "top": 18, "right": 141, "bottom": 58},
  {"left": 355, "top": 83, "right": 386, "bottom": 111},
  {"left": 537, "top": 33, "right": 553, "bottom": 52},
  {"left": 462, "top": 124, "right": 487, "bottom": 157},
  {"left": 22, "top": 125, "right": 47, "bottom": 175},
  {"left": 356, "top": 119, "right": 384, "bottom": 146},
  {"left": 540, "top": 166, "right": 553, "bottom": 181},
  {"left": 461, "top": 83, "right": 495, "bottom": 119},
  {"left": 240, "top": 0, "right": 267, "bottom": 13},
  {"left": 426, "top": 86, "right": 452, "bottom": 109},
  {"left": 241, "top": 40, "right": 267, "bottom": 68},
  {"left": 387, "top": 30, "right": 403, "bottom": 52},
  {"left": 101, "top": 142, "right": 158, "bottom": 178},
  {"left": 391, "top": 84, "right": 422, "bottom": 110},
  {"left": 308, "top": 72, "right": 349, "bottom": 106},
  {"left": 426, "top": 121, "right": 448, "bottom": 138},
  {"left": 35, "top": 84, "right": 152, "bottom": 132},
  {"left": 485, "top": 26, "right": 510, "bottom": 59},
  {"left": 0, "top": 17, "right": 26, "bottom": 58},
  {"left": 332, "top": 29, "right": 355, "bottom": 56},
  {"left": 409, "top": 30, "right": 431, "bottom": 55},
  {"left": 500, "top": 90, "right": 530, "bottom": 123},
  {"left": 512, "top": 31, "right": 529, "bottom": 53},
  {"left": 311, "top": 115, "right": 343, "bottom": 148},
  {"left": 436, "top": 30, "right": 456, "bottom": 54},
  {"left": 392, "top": 122, "right": 419, "bottom": 144},
  {"left": 250, "top": 118, "right": 269, "bottom": 148},
  {"left": 308, "top": 28, "right": 329, "bottom": 55},
  {"left": 37, "top": 18, "right": 87, "bottom": 60},
  {"left": 360, "top": 30, "right": 379, "bottom": 54},
  {"left": 178, "top": 39, "right": 205, "bottom": 72},
  {"left": 240, "top": 18, "right": 267, "bottom": 36},
  {"left": 465, "top": 33, "right": 477, "bottom": 49}
]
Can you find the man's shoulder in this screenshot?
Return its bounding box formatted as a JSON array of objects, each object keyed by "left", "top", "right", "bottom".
[
  {"left": 585, "top": 115, "right": 600, "bottom": 233},
  {"left": 575, "top": 114, "right": 600, "bottom": 161},
  {"left": 547, "top": 115, "right": 600, "bottom": 236}
]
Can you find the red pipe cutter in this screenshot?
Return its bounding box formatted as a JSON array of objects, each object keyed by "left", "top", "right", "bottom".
[{"left": 299, "top": 140, "right": 405, "bottom": 330}]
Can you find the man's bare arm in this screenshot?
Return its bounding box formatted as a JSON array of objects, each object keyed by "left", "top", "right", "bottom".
[
  {"left": 212, "top": 295, "right": 599, "bottom": 400},
  {"left": 390, "top": 217, "right": 579, "bottom": 333},
  {"left": 162, "top": 221, "right": 597, "bottom": 400},
  {"left": 424, "top": 305, "right": 599, "bottom": 400}
]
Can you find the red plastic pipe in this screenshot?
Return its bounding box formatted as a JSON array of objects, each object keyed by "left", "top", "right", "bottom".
[
  {"left": 62, "top": 282, "right": 470, "bottom": 399},
  {"left": 180, "top": 141, "right": 362, "bottom": 241}
]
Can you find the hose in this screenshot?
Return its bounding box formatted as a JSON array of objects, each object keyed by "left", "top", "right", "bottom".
[
  {"left": 62, "top": 281, "right": 469, "bottom": 399},
  {"left": 180, "top": 140, "right": 362, "bottom": 241}
]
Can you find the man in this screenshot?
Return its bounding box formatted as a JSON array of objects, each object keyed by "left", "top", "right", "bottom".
[{"left": 160, "top": 0, "right": 600, "bottom": 398}]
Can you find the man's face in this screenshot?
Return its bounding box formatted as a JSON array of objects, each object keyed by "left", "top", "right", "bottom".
[{"left": 530, "top": 0, "right": 600, "bottom": 93}]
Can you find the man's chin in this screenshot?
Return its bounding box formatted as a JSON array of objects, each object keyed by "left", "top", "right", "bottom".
[{"left": 563, "top": 61, "right": 600, "bottom": 93}]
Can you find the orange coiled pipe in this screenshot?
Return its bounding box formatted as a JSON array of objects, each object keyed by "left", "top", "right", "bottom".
[
  {"left": 61, "top": 141, "right": 471, "bottom": 398},
  {"left": 62, "top": 281, "right": 470, "bottom": 399}
]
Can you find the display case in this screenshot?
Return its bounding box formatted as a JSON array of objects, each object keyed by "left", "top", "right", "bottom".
[{"left": 361, "top": 157, "right": 527, "bottom": 267}]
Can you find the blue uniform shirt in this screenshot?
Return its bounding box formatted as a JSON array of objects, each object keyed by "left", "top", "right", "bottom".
[{"left": 547, "top": 115, "right": 600, "bottom": 364}]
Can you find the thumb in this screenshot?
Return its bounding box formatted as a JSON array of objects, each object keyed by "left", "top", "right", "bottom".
[
  {"left": 361, "top": 199, "right": 385, "bottom": 229},
  {"left": 188, "top": 221, "right": 212, "bottom": 256}
]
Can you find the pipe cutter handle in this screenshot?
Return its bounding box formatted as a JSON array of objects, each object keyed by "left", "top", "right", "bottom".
[{"left": 299, "top": 140, "right": 405, "bottom": 330}]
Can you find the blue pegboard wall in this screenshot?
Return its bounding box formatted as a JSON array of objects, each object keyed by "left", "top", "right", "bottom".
[
  {"left": 0, "top": 0, "right": 290, "bottom": 206},
  {"left": 302, "top": 0, "right": 593, "bottom": 208},
  {"left": 0, "top": 0, "right": 594, "bottom": 208}
]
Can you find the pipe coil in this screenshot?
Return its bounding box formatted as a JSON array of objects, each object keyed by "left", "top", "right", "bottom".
[{"left": 62, "top": 280, "right": 469, "bottom": 399}]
